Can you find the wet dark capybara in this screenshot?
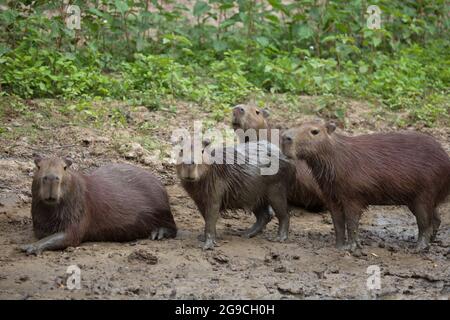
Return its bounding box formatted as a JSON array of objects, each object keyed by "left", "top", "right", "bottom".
[
  {"left": 231, "top": 104, "right": 325, "bottom": 212},
  {"left": 175, "top": 139, "right": 295, "bottom": 250},
  {"left": 21, "top": 155, "right": 177, "bottom": 255},
  {"left": 281, "top": 121, "right": 450, "bottom": 252}
]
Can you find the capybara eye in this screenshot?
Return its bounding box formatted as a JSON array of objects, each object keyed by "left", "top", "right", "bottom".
[
  {"left": 256, "top": 110, "right": 260, "bottom": 115},
  {"left": 311, "top": 129, "right": 320, "bottom": 135},
  {"left": 63, "top": 166, "right": 67, "bottom": 171}
]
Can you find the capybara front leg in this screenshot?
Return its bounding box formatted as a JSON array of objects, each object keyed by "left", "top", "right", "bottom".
[
  {"left": 329, "top": 205, "right": 346, "bottom": 249},
  {"left": 344, "top": 207, "right": 363, "bottom": 251},
  {"left": 202, "top": 203, "right": 220, "bottom": 250},
  {"left": 242, "top": 206, "right": 272, "bottom": 238},
  {"left": 268, "top": 191, "right": 290, "bottom": 242},
  {"left": 20, "top": 232, "right": 69, "bottom": 255}
]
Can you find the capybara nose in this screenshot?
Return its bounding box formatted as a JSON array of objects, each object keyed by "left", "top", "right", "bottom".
[{"left": 43, "top": 174, "right": 59, "bottom": 182}]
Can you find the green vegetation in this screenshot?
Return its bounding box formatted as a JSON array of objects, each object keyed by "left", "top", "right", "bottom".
[{"left": 0, "top": 0, "right": 449, "bottom": 126}]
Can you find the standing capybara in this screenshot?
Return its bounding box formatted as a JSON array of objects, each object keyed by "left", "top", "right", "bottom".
[
  {"left": 176, "top": 139, "right": 295, "bottom": 250},
  {"left": 21, "top": 155, "right": 177, "bottom": 255},
  {"left": 231, "top": 104, "right": 325, "bottom": 212},
  {"left": 281, "top": 121, "right": 450, "bottom": 251}
]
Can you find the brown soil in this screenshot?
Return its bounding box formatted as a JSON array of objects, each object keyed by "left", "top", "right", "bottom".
[{"left": 0, "top": 97, "right": 449, "bottom": 299}]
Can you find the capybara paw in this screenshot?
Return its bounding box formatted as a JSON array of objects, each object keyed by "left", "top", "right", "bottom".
[
  {"left": 414, "top": 240, "right": 430, "bottom": 253},
  {"left": 150, "top": 228, "right": 174, "bottom": 240},
  {"left": 335, "top": 242, "right": 347, "bottom": 250},
  {"left": 240, "top": 229, "right": 260, "bottom": 238},
  {"left": 275, "top": 234, "right": 288, "bottom": 242},
  {"left": 202, "top": 240, "right": 216, "bottom": 250},
  {"left": 20, "top": 243, "right": 41, "bottom": 256}
]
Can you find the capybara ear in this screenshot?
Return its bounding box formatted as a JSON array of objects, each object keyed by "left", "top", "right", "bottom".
[
  {"left": 64, "top": 157, "right": 73, "bottom": 168},
  {"left": 326, "top": 122, "right": 336, "bottom": 134},
  {"left": 262, "top": 109, "right": 270, "bottom": 118},
  {"left": 33, "top": 153, "right": 43, "bottom": 167}
]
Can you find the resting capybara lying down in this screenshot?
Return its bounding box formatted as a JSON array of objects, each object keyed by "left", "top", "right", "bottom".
[
  {"left": 176, "top": 139, "right": 295, "bottom": 250},
  {"left": 231, "top": 104, "right": 325, "bottom": 212},
  {"left": 21, "top": 155, "right": 177, "bottom": 255},
  {"left": 281, "top": 121, "right": 450, "bottom": 251}
]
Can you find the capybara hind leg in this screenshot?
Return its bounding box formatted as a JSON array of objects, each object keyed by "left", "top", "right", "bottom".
[
  {"left": 268, "top": 192, "right": 289, "bottom": 241},
  {"left": 329, "top": 205, "right": 346, "bottom": 249},
  {"left": 431, "top": 209, "right": 441, "bottom": 242},
  {"left": 242, "top": 206, "right": 272, "bottom": 238},
  {"left": 409, "top": 202, "right": 433, "bottom": 251},
  {"left": 20, "top": 232, "right": 69, "bottom": 255},
  {"left": 202, "top": 203, "right": 220, "bottom": 250}
]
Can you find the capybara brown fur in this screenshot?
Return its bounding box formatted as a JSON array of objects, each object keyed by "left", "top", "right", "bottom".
[
  {"left": 21, "top": 155, "right": 177, "bottom": 255},
  {"left": 176, "top": 139, "right": 295, "bottom": 250},
  {"left": 231, "top": 104, "right": 325, "bottom": 212},
  {"left": 281, "top": 121, "right": 450, "bottom": 251}
]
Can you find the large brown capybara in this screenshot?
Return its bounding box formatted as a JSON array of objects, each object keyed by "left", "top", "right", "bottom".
[
  {"left": 176, "top": 139, "right": 295, "bottom": 250},
  {"left": 231, "top": 104, "right": 325, "bottom": 212},
  {"left": 281, "top": 121, "right": 450, "bottom": 252},
  {"left": 21, "top": 155, "right": 177, "bottom": 255}
]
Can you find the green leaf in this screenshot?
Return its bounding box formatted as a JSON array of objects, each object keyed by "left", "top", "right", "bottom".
[
  {"left": 213, "top": 40, "right": 228, "bottom": 52},
  {"left": 114, "top": 0, "right": 129, "bottom": 14},
  {"left": 256, "top": 36, "right": 270, "bottom": 47},
  {"left": 193, "top": 1, "right": 211, "bottom": 17},
  {"left": 268, "top": 0, "right": 290, "bottom": 16},
  {"left": 296, "top": 24, "right": 313, "bottom": 40}
]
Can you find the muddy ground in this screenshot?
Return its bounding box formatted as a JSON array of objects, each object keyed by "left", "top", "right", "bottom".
[{"left": 0, "top": 97, "right": 449, "bottom": 299}]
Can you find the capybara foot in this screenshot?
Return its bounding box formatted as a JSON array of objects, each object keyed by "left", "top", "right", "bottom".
[
  {"left": 430, "top": 231, "right": 438, "bottom": 243},
  {"left": 335, "top": 241, "right": 347, "bottom": 250},
  {"left": 275, "top": 233, "right": 288, "bottom": 242},
  {"left": 342, "top": 242, "right": 363, "bottom": 257},
  {"left": 150, "top": 227, "right": 175, "bottom": 240},
  {"left": 414, "top": 238, "right": 430, "bottom": 253},
  {"left": 240, "top": 224, "right": 266, "bottom": 238},
  {"left": 345, "top": 240, "right": 362, "bottom": 250},
  {"left": 20, "top": 243, "right": 41, "bottom": 256},
  {"left": 202, "top": 239, "right": 217, "bottom": 250}
]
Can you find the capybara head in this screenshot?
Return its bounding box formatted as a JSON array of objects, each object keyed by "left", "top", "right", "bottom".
[
  {"left": 231, "top": 104, "right": 270, "bottom": 131},
  {"left": 175, "top": 139, "right": 211, "bottom": 182},
  {"left": 32, "top": 154, "right": 73, "bottom": 205},
  {"left": 281, "top": 121, "right": 337, "bottom": 159}
]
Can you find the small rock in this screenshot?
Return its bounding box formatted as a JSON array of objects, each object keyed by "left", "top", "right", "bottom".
[
  {"left": 277, "top": 283, "right": 304, "bottom": 296},
  {"left": 128, "top": 249, "right": 158, "bottom": 265},
  {"left": 213, "top": 252, "right": 229, "bottom": 264},
  {"left": 274, "top": 265, "right": 287, "bottom": 273}
]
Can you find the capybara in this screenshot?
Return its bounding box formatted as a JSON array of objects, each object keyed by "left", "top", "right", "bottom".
[
  {"left": 21, "top": 155, "right": 177, "bottom": 255},
  {"left": 231, "top": 104, "right": 325, "bottom": 212},
  {"left": 281, "top": 121, "right": 450, "bottom": 251},
  {"left": 176, "top": 139, "right": 295, "bottom": 250}
]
